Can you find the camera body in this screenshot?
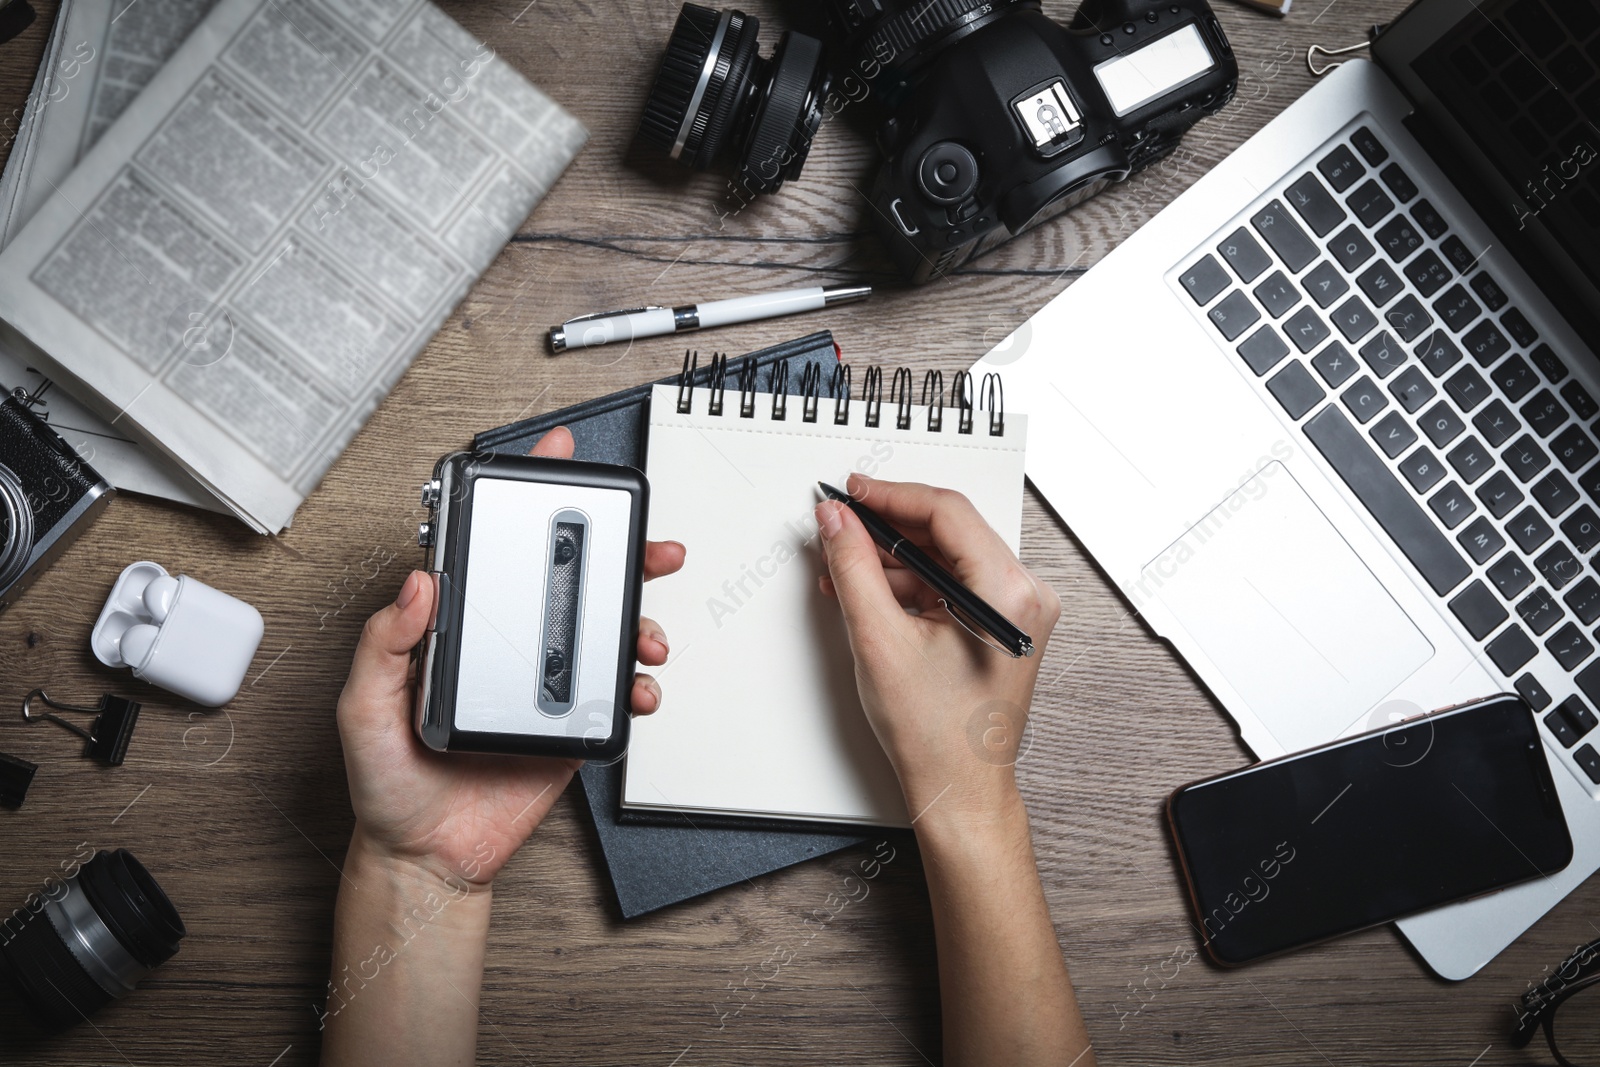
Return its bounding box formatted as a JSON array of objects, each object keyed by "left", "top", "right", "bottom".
[
  {"left": 413, "top": 452, "right": 648, "bottom": 762},
  {"left": 0, "top": 389, "right": 114, "bottom": 611},
  {"left": 831, "top": 0, "right": 1237, "bottom": 283}
]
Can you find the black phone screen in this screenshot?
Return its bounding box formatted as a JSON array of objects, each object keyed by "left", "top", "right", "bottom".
[{"left": 1168, "top": 698, "right": 1573, "bottom": 965}]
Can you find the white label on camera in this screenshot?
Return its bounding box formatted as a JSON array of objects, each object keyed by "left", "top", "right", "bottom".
[{"left": 1094, "top": 23, "right": 1214, "bottom": 118}]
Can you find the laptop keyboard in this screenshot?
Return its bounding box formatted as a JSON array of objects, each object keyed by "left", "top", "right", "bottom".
[{"left": 1176, "top": 120, "right": 1600, "bottom": 796}]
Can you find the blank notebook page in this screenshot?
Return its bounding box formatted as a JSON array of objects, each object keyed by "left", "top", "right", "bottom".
[{"left": 626, "top": 382, "right": 1028, "bottom": 827}]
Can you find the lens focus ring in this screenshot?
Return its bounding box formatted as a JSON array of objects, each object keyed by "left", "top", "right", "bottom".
[{"left": 850, "top": 0, "right": 1032, "bottom": 81}]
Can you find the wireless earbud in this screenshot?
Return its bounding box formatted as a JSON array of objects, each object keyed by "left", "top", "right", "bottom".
[
  {"left": 141, "top": 575, "right": 180, "bottom": 623},
  {"left": 118, "top": 623, "right": 160, "bottom": 669}
]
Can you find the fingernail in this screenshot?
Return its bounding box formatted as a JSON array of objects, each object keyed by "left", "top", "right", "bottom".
[
  {"left": 395, "top": 571, "right": 421, "bottom": 609},
  {"left": 651, "top": 631, "right": 669, "bottom": 656},
  {"left": 815, "top": 501, "right": 842, "bottom": 540}
]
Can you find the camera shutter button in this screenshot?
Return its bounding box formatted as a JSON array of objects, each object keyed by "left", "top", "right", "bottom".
[{"left": 917, "top": 142, "right": 979, "bottom": 206}]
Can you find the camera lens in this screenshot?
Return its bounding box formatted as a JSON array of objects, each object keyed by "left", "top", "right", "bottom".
[
  {"left": 825, "top": 0, "right": 1031, "bottom": 104},
  {"left": 636, "top": 4, "right": 830, "bottom": 196},
  {"left": 0, "top": 849, "right": 185, "bottom": 1032},
  {"left": 0, "top": 461, "right": 36, "bottom": 592}
]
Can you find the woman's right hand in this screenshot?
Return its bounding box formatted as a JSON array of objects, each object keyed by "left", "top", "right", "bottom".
[{"left": 814, "top": 474, "right": 1060, "bottom": 824}]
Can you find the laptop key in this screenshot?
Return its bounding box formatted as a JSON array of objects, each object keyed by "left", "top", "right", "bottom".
[
  {"left": 1509, "top": 505, "right": 1555, "bottom": 553},
  {"left": 1472, "top": 399, "right": 1520, "bottom": 447},
  {"left": 1217, "top": 228, "right": 1272, "bottom": 282},
  {"left": 1410, "top": 199, "right": 1446, "bottom": 239},
  {"left": 1433, "top": 285, "right": 1483, "bottom": 333},
  {"left": 1371, "top": 412, "right": 1417, "bottom": 458},
  {"left": 1350, "top": 126, "right": 1388, "bottom": 166},
  {"left": 1357, "top": 261, "right": 1404, "bottom": 307},
  {"left": 1449, "top": 579, "right": 1508, "bottom": 639},
  {"left": 1301, "top": 261, "right": 1349, "bottom": 308},
  {"left": 1566, "top": 576, "right": 1600, "bottom": 625},
  {"left": 1328, "top": 224, "right": 1376, "bottom": 272},
  {"left": 1504, "top": 435, "right": 1552, "bottom": 483},
  {"left": 1303, "top": 406, "right": 1471, "bottom": 595},
  {"left": 1518, "top": 587, "right": 1564, "bottom": 635},
  {"left": 1346, "top": 179, "right": 1395, "bottom": 227},
  {"left": 1493, "top": 355, "right": 1538, "bottom": 403},
  {"left": 1546, "top": 623, "right": 1594, "bottom": 671},
  {"left": 1384, "top": 295, "right": 1432, "bottom": 343},
  {"left": 1477, "top": 470, "right": 1524, "bottom": 519},
  {"left": 1238, "top": 326, "right": 1290, "bottom": 376},
  {"left": 1445, "top": 365, "right": 1490, "bottom": 412},
  {"left": 1530, "top": 343, "right": 1568, "bottom": 385},
  {"left": 1502, "top": 308, "right": 1537, "bottom": 348},
  {"left": 1447, "top": 436, "right": 1493, "bottom": 484},
  {"left": 1341, "top": 376, "right": 1388, "bottom": 423},
  {"left": 1457, "top": 516, "right": 1505, "bottom": 564},
  {"left": 1521, "top": 390, "right": 1568, "bottom": 438},
  {"left": 1266, "top": 361, "right": 1325, "bottom": 419},
  {"left": 1546, "top": 709, "right": 1581, "bottom": 748},
  {"left": 1420, "top": 401, "right": 1466, "bottom": 447},
  {"left": 1400, "top": 446, "right": 1446, "bottom": 493},
  {"left": 1251, "top": 201, "right": 1318, "bottom": 272},
  {"left": 1318, "top": 144, "right": 1366, "bottom": 192},
  {"left": 1561, "top": 506, "right": 1600, "bottom": 555},
  {"left": 1429, "top": 481, "right": 1476, "bottom": 529},
  {"left": 1416, "top": 330, "right": 1464, "bottom": 378},
  {"left": 1331, "top": 296, "right": 1379, "bottom": 343},
  {"left": 1440, "top": 235, "right": 1478, "bottom": 273},
  {"left": 1551, "top": 424, "right": 1599, "bottom": 472},
  {"left": 1284, "top": 173, "right": 1346, "bottom": 236},
  {"left": 1581, "top": 465, "right": 1600, "bottom": 507},
  {"left": 1389, "top": 366, "right": 1435, "bottom": 413},
  {"left": 1469, "top": 271, "right": 1508, "bottom": 312},
  {"left": 1358, "top": 331, "right": 1407, "bottom": 378},
  {"left": 1578, "top": 744, "right": 1600, "bottom": 784},
  {"left": 1533, "top": 471, "right": 1580, "bottom": 517},
  {"left": 1375, "top": 216, "right": 1423, "bottom": 261},
  {"left": 1515, "top": 672, "right": 1553, "bottom": 711},
  {"left": 1487, "top": 625, "right": 1538, "bottom": 674},
  {"left": 1379, "top": 163, "right": 1418, "bottom": 203},
  {"left": 1208, "top": 291, "right": 1260, "bottom": 341},
  {"left": 1403, "top": 250, "right": 1452, "bottom": 299},
  {"left": 1537, "top": 542, "right": 1582, "bottom": 591},
  {"left": 1561, "top": 697, "right": 1599, "bottom": 740},
  {"left": 1488, "top": 551, "right": 1534, "bottom": 598},
  {"left": 1312, "top": 341, "right": 1358, "bottom": 387},
  {"left": 1561, "top": 380, "right": 1599, "bottom": 421},
  {"left": 1253, "top": 271, "right": 1300, "bottom": 318},
  {"left": 1282, "top": 306, "right": 1331, "bottom": 353},
  {"left": 1576, "top": 661, "right": 1600, "bottom": 716},
  {"left": 1180, "top": 255, "right": 1231, "bottom": 305},
  {"left": 1464, "top": 320, "right": 1511, "bottom": 368}
]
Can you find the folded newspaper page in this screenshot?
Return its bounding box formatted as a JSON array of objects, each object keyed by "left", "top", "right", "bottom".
[
  {"left": 0, "top": 0, "right": 586, "bottom": 532},
  {"left": 0, "top": 0, "right": 224, "bottom": 510}
]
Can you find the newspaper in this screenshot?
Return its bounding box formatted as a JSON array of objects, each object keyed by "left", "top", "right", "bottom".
[
  {"left": 0, "top": 0, "right": 224, "bottom": 509},
  {"left": 0, "top": 0, "right": 586, "bottom": 532}
]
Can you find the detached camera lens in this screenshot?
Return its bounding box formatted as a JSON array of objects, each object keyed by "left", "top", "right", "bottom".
[
  {"left": 636, "top": 3, "right": 830, "bottom": 196},
  {"left": 0, "top": 849, "right": 185, "bottom": 1032}
]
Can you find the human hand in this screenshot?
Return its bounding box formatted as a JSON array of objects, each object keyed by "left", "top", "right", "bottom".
[
  {"left": 815, "top": 473, "right": 1059, "bottom": 824},
  {"left": 335, "top": 427, "right": 685, "bottom": 890}
]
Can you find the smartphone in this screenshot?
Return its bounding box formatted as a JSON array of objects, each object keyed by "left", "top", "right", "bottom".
[{"left": 1166, "top": 695, "right": 1573, "bottom": 966}]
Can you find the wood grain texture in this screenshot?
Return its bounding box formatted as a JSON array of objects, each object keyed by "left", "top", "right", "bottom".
[{"left": 0, "top": 1, "right": 1593, "bottom": 1064}]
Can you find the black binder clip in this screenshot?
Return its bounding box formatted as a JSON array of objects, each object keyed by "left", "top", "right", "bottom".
[
  {"left": 22, "top": 689, "right": 141, "bottom": 766},
  {"left": 0, "top": 751, "right": 37, "bottom": 807}
]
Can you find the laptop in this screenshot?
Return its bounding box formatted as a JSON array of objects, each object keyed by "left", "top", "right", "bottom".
[{"left": 981, "top": 0, "right": 1600, "bottom": 980}]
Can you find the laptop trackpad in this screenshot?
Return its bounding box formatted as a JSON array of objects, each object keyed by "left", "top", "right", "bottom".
[{"left": 1140, "top": 463, "right": 1434, "bottom": 753}]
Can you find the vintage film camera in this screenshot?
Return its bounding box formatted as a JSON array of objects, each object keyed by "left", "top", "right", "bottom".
[
  {"left": 0, "top": 388, "right": 114, "bottom": 612},
  {"left": 413, "top": 452, "right": 648, "bottom": 761},
  {"left": 636, "top": 0, "right": 1238, "bottom": 284}
]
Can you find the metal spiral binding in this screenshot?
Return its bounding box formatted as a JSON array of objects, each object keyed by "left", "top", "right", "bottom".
[
  {"left": 952, "top": 370, "right": 975, "bottom": 434},
  {"left": 862, "top": 367, "right": 883, "bottom": 429},
  {"left": 677, "top": 350, "right": 699, "bottom": 414},
  {"left": 800, "top": 362, "right": 822, "bottom": 424},
  {"left": 738, "top": 358, "right": 759, "bottom": 418},
  {"left": 771, "top": 357, "right": 790, "bottom": 420},
  {"left": 891, "top": 368, "right": 913, "bottom": 430},
  {"left": 922, "top": 370, "right": 945, "bottom": 433},
  {"left": 981, "top": 373, "right": 1005, "bottom": 436},
  {"left": 831, "top": 364, "right": 852, "bottom": 425},
  {"left": 708, "top": 353, "right": 730, "bottom": 416}
]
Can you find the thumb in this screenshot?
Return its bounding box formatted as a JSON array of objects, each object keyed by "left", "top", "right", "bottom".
[
  {"left": 816, "top": 500, "right": 904, "bottom": 657},
  {"left": 341, "top": 570, "right": 436, "bottom": 716}
]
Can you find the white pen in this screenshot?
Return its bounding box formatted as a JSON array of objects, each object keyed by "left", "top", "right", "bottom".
[{"left": 548, "top": 285, "right": 872, "bottom": 353}]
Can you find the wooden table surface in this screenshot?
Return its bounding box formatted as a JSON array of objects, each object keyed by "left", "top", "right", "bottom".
[{"left": 1, "top": 1, "right": 1594, "bottom": 1064}]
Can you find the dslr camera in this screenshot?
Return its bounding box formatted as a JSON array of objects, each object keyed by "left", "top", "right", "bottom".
[{"left": 637, "top": 0, "right": 1238, "bottom": 284}]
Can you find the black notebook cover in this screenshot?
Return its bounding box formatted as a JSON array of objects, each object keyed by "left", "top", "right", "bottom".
[{"left": 474, "top": 332, "right": 867, "bottom": 918}]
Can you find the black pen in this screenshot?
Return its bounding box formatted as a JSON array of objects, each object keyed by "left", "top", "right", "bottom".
[{"left": 818, "top": 483, "right": 1034, "bottom": 658}]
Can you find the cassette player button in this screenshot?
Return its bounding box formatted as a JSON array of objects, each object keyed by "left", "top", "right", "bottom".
[
  {"left": 427, "top": 571, "right": 451, "bottom": 634},
  {"left": 417, "top": 521, "right": 435, "bottom": 547}
]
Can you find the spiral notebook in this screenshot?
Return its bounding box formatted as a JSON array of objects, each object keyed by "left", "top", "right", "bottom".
[{"left": 626, "top": 360, "right": 1028, "bottom": 828}]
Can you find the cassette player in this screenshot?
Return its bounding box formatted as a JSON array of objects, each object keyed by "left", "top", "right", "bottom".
[{"left": 413, "top": 452, "right": 649, "bottom": 761}]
